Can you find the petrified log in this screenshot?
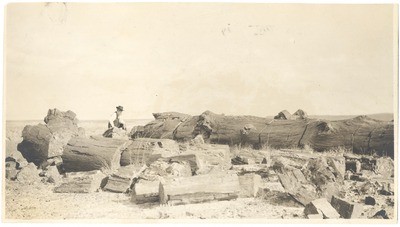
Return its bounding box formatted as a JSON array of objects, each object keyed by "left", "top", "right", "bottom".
[
  {"left": 131, "top": 180, "right": 161, "bottom": 204},
  {"left": 103, "top": 165, "right": 146, "bottom": 193},
  {"left": 134, "top": 112, "right": 191, "bottom": 139},
  {"left": 135, "top": 111, "right": 394, "bottom": 158},
  {"left": 159, "top": 172, "right": 240, "bottom": 205},
  {"left": 184, "top": 143, "right": 232, "bottom": 174},
  {"left": 54, "top": 170, "right": 106, "bottom": 193},
  {"left": 304, "top": 198, "right": 340, "bottom": 219},
  {"left": 330, "top": 196, "right": 363, "bottom": 219},
  {"left": 17, "top": 109, "right": 85, "bottom": 166},
  {"left": 120, "top": 138, "right": 180, "bottom": 166},
  {"left": 62, "top": 137, "right": 131, "bottom": 172}
]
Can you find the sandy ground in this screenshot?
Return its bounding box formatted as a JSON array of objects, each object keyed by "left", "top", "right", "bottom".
[{"left": 4, "top": 180, "right": 305, "bottom": 220}]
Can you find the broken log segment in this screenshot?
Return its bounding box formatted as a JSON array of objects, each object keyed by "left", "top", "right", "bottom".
[
  {"left": 131, "top": 180, "right": 161, "bottom": 204},
  {"left": 17, "top": 109, "right": 84, "bottom": 166},
  {"left": 54, "top": 170, "right": 106, "bottom": 193},
  {"left": 120, "top": 138, "right": 180, "bottom": 166},
  {"left": 330, "top": 196, "right": 363, "bottom": 219},
  {"left": 103, "top": 164, "right": 146, "bottom": 193},
  {"left": 304, "top": 198, "right": 340, "bottom": 219},
  {"left": 159, "top": 172, "right": 240, "bottom": 205},
  {"left": 62, "top": 137, "right": 131, "bottom": 172}
]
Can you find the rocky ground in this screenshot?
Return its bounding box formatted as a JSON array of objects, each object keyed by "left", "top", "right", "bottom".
[{"left": 3, "top": 119, "right": 396, "bottom": 221}]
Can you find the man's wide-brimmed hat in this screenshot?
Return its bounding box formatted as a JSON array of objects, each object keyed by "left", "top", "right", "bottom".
[{"left": 116, "top": 106, "right": 124, "bottom": 111}]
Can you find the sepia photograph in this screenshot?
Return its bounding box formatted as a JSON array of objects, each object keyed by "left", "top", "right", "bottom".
[{"left": 1, "top": 1, "right": 398, "bottom": 223}]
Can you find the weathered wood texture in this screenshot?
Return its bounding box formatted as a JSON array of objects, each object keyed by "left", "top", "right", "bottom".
[
  {"left": 54, "top": 170, "right": 106, "bottom": 193},
  {"left": 103, "top": 165, "right": 146, "bottom": 193},
  {"left": 159, "top": 172, "right": 240, "bottom": 205},
  {"left": 130, "top": 112, "right": 191, "bottom": 139},
  {"left": 120, "top": 138, "right": 180, "bottom": 166},
  {"left": 134, "top": 111, "right": 394, "bottom": 158},
  {"left": 62, "top": 137, "right": 130, "bottom": 172},
  {"left": 17, "top": 109, "right": 85, "bottom": 165}
]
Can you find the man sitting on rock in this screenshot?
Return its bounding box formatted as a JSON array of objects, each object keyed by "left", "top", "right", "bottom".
[{"left": 108, "top": 106, "right": 126, "bottom": 130}]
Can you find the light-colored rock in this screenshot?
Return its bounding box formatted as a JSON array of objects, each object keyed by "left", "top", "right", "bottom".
[
  {"left": 238, "top": 173, "right": 261, "bottom": 198},
  {"left": 54, "top": 170, "right": 106, "bottom": 193},
  {"left": 304, "top": 198, "right": 340, "bottom": 219},
  {"left": 16, "top": 162, "right": 41, "bottom": 183}
]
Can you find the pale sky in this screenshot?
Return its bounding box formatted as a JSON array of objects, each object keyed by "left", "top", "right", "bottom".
[{"left": 5, "top": 3, "right": 397, "bottom": 120}]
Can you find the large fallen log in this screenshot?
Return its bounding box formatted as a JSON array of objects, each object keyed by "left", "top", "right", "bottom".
[
  {"left": 61, "top": 137, "right": 131, "bottom": 172},
  {"left": 159, "top": 172, "right": 240, "bottom": 205},
  {"left": 17, "top": 109, "right": 85, "bottom": 166},
  {"left": 135, "top": 111, "right": 394, "bottom": 158}
]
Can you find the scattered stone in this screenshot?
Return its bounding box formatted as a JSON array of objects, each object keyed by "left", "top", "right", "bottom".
[
  {"left": 379, "top": 182, "right": 394, "bottom": 196},
  {"left": 330, "top": 195, "right": 363, "bottom": 219},
  {"left": 371, "top": 209, "right": 389, "bottom": 219},
  {"left": 304, "top": 198, "right": 340, "bottom": 219},
  {"left": 191, "top": 134, "right": 204, "bottom": 145},
  {"left": 5, "top": 161, "right": 18, "bottom": 180},
  {"left": 326, "top": 156, "right": 345, "bottom": 179},
  {"left": 238, "top": 173, "right": 261, "bottom": 198},
  {"left": 140, "top": 159, "right": 192, "bottom": 182},
  {"left": 16, "top": 162, "right": 41, "bottom": 183},
  {"left": 7, "top": 150, "right": 28, "bottom": 169},
  {"left": 365, "top": 196, "right": 376, "bottom": 206},
  {"left": 345, "top": 160, "right": 361, "bottom": 173},
  {"left": 54, "top": 170, "right": 106, "bottom": 193},
  {"left": 45, "top": 165, "right": 62, "bottom": 184},
  {"left": 375, "top": 157, "right": 394, "bottom": 178},
  {"left": 258, "top": 182, "right": 302, "bottom": 207},
  {"left": 350, "top": 174, "right": 368, "bottom": 182}
]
